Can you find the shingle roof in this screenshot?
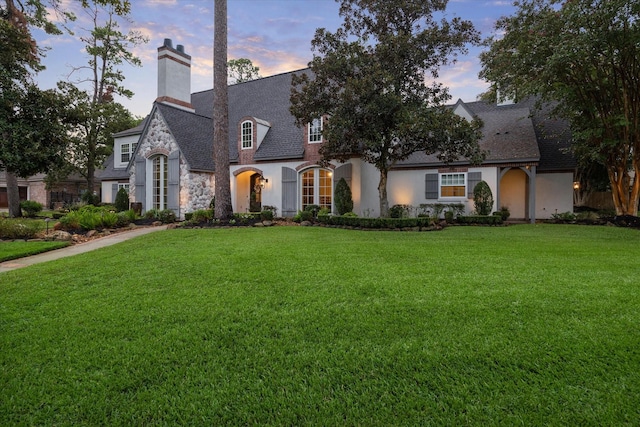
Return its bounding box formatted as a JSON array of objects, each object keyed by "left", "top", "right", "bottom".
[
  {"left": 155, "top": 103, "right": 215, "bottom": 171},
  {"left": 398, "top": 101, "right": 540, "bottom": 167},
  {"left": 190, "top": 69, "right": 307, "bottom": 162},
  {"left": 130, "top": 70, "right": 575, "bottom": 173},
  {"left": 95, "top": 153, "right": 129, "bottom": 180},
  {"left": 397, "top": 99, "right": 575, "bottom": 171}
]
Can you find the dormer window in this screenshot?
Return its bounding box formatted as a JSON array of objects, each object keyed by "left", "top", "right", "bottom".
[
  {"left": 120, "top": 142, "right": 137, "bottom": 164},
  {"left": 308, "top": 117, "right": 323, "bottom": 143},
  {"left": 241, "top": 120, "right": 253, "bottom": 149}
]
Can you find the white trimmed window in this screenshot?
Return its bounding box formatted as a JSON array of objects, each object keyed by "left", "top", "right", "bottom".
[
  {"left": 120, "top": 142, "right": 137, "bottom": 163},
  {"left": 118, "top": 183, "right": 129, "bottom": 192},
  {"left": 308, "top": 118, "right": 323, "bottom": 143},
  {"left": 440, "top": 173, "right": 466, "bottom": 198},
  {"left": 301, "top": 168, "right": 332, "bottom": 211},
  {"left": 152, "top": 155, "right": 168, "bottom": 210},
  {"left": 241, "top": 121, "right": 253, "bottom": 149}
]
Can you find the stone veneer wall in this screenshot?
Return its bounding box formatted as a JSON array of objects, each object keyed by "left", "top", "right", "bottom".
[{"left": 129, "top": 110, "right": 214, "bottom": 218}]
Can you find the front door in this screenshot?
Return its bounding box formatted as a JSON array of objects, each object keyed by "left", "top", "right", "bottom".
[{"left": 250, "top": 173, "right": 262, "bottom": 212}]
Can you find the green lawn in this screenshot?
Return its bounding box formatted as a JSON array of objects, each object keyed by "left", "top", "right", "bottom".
[
  {"left": 1, "top": 225, "right": 639, "bottom": 425},
  {"left": 0, "top": 240, "right": 70, "bottom": 263}
]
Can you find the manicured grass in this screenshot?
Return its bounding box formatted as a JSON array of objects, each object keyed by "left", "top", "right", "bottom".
[
  {"left": 0, "top": 240, "right": 70, "bottom": 263},
  {"left": 1, "top": 225, "right": 639, "bottom": 425}
]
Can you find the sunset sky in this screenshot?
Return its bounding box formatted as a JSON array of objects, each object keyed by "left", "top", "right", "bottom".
[{"left": 33, "top": 0, "right": 517, "bottom": 117}]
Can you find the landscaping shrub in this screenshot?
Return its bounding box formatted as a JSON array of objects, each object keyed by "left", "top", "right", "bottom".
[
  {"left": 158, "top": 209, "right": 177, "bottom": 223},
  {"left": 191, "top": 209, "right": 213, "bottom": 222},
  {"left": 114, "top": 187, "right": 129, "bottom": 212},
  {"left": 116, "top": 211, "right": 134, "bottom": 227},
  {"left": 80, "top": 191, "right": 100, "bottom": 206},
  {"left": 0, "top": 218, "right": 43, "bottom": 239},
  {"left": 334, "top": 178, "right": 353, "bottom": 215},
  {"left": 260, "top": 209, "right": 274, "bottom": 221},
  {"left": 304, "top": 204, "right": 320, "bottom": 217},
  {"left": 390, "top": 204, "right": 411, "bottom": 218},
  {"left": 144, "top": 209, "right": 160, "bottom": 219},
  {"left": 457, "top": 215, "right": 503, "bottom": 225},
  {"left": 20, "top": 200, "right": 43, "bottom": 218},
  {"left": 473, "top": 181, "right": 494, "bottom": 215},
  {"left": 100, "top": 211, "right": 119, "bottom": 228},
  {"left": 552, "top": 211, "right": 577, "bottom": 222},
  {"left": 496, "top": 206, "right": 510, "bottom": 221},
  {"left": 262, "top": 205, "right": 278, "bottom": 217}
]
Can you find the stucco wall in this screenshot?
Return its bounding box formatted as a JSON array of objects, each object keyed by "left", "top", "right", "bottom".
[{"left": 535, "top": 172, "right": 574, "bottom": 219}]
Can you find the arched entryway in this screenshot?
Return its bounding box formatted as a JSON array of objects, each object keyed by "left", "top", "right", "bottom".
[
  {"left": 498, "top": 165, "right": 537, "bottom": 223},
  {"left": 234, "top": 168, "right": 264, "bottom": 213}
]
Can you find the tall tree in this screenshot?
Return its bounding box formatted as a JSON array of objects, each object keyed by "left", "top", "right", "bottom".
[
  {"left": 480, "top": 0, "right": 640, "bottom": 216},
  {"left": 58, "top": 1, "right": 146, "bottom": 195},
  {"left": 213, "top": 0, "right": 232, "bottom": 219},
  {"left": 227, "top": 58, "right": 261, "bottom": 83},
  {"left": 290, "top": 0, "right": 484, "bottom": 217},
  {"left": 0, "top": 0, "right": 72, "bottom": 216}
]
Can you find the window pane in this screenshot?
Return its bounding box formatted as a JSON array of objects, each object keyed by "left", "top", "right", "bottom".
[
  {"left": 302, "top": 170, "right": 314, "bottom": 209},
  {"left": 121, "top": 144, "right": 130, "bottom": 163},
  {"left": 309, "top": 118, "right": 322, "bottom": 143},
  {"left": 242, "top": 122, "right": 253, "bottom": 149},
  {"left": 440, "top": 173, "right": 466, "bottom": 198},
  {"left": 318, "top": 169, "right": 332, "bottom": 209}
]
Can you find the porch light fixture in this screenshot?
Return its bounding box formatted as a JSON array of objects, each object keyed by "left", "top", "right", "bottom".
[
  {"left": 573, "top": 181, "right": 580, "bottom": 190},
  {"left": 259, "top": 176, "right": 268, "bottom": 188}
]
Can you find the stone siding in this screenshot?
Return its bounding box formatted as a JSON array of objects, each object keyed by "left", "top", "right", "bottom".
[{"left": 130, "top": 109, "right": 215, "bottom": 218}]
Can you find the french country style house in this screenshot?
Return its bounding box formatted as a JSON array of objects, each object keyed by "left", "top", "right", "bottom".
[{"left": 99, "top": 39, "right": 576, "bottom": 222}]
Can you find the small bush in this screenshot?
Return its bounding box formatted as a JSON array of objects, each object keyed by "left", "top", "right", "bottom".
[
  {"left": 334, "top": 178, "right": 354, "bottom": 215},
  {"left": 304, "top": 205, "right": 320, "bottom": 218},
  {"left": 473, "top": 181, "right": 494, "bottom": 216},
  {"left": 260, "top": 210, "right": 274, "bottom": 221},
  {"left": 20, "top": 200, "right": 43, "bottom": 218},
  {"left": 116, "top": 211, "right": 132, "bottom": 227},
  {"left": 552, "top": 211, "right": 577, "bottom": 222},
  {"left": 158, "top": 209, "right": 177, "bottom": 223},
  {"left": 262, "top": 205, "right": 278, "bottom": 217},
  {"left": 191, "top": 209, "right": 213, "bottom": 222},
  {"left": 144, "top": 209, "right": 160, "bottom": 219},
  {"left": 390, "top": 204, "right": 411, "bottom": 218},
  {"left": 101, "top": 211, "right": 119, "bottom": 228},
  {"left": 81, "top": 191, "right": 100, "bottom": 206},
  {"left": 114, "top": 187, "right": 129, "bottom": 212},
  {"left": 0, "top": 218, "right": 43, "bottom": 239}
]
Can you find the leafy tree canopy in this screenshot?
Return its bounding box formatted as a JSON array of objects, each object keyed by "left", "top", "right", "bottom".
[
  {"left": 479, "top": 0, "right": 640, "bottom": 216},
  {"left": 228, "top": 58, "right": 261, "bottom": 83},
  {"left": 290, "top": 0, "right": 484, "bottom": 217}
]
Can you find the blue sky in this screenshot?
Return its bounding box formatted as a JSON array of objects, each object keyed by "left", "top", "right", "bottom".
[{"left": 33, "top": 0, "right": 516, "bottom": 117}]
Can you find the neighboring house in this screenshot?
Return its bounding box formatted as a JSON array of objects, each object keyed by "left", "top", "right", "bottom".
[
  {"left": 0, "top": 170, "right": 93, "bottom": 210},
  {"left": 100, "top": 39, "right": 575, "bottom": 221}
]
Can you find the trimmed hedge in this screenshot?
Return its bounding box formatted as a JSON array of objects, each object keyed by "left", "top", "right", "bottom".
[
  {"left": 457, "top": 215, "right": 503, "bottom": 225},
  {"left": 317, "top": 215, "right": 436, "bottom": 229}
]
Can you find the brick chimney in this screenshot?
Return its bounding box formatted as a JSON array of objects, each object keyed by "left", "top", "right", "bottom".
[{"left": 156, "top": 38, "right": 194, "bottom": 111}]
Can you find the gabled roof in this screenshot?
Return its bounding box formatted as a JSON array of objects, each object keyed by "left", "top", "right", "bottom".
[
  {"left": 399, "top": 101, "right": 540, "bottom": 167},
  {"left": 190, "top": 69, "right": 307, "bottom": 162},
  {"left": 154, "top": 102, "right": 214, "bottom": 171}
]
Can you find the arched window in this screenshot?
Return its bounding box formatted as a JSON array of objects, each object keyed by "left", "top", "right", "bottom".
[
  {"left": 241, "top": 120, "right": 253, "bottom": 149},
  {"left": 152, "top": 155, "right": 168, "bottom": 210},
  {"left": 301, "top": 168, "right": 332, "bottom": 211}
]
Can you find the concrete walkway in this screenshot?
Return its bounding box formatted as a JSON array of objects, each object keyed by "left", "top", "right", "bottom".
[{"left": 0, "top": 225, "right": 167, "bottom": 273}]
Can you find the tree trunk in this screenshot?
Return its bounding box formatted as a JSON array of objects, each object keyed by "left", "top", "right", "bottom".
[
  {"left": 6, "top": 170, "right": 22, "bottom": 218},
  {"left": 213, "top": 0, "right": 232, "bottom": 220},
  {"left": 378, "top": 167, "right": 389, "bottom": 218}
]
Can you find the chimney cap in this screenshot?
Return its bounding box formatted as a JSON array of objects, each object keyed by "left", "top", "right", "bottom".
[
  {"left": 163, "top": 38, "right": 173, "bottom": 48},
  {"left": 177, "top": 44, "right": 184, "bottom": 53}
]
